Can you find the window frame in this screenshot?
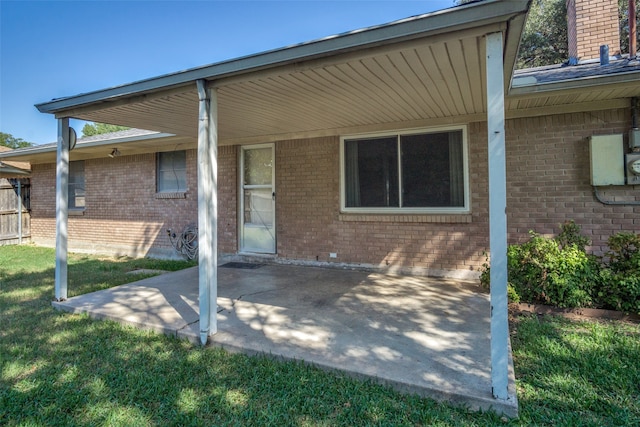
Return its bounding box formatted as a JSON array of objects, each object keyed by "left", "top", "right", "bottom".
[
  {"left": 68, "top": 160, "right": 85, "bottom": 211},
  {"left": 156, "top": 150, "right": 187, "bottom": 194},
  {"left": 339, "top": 125, "right": 470, "bottom": 214}
]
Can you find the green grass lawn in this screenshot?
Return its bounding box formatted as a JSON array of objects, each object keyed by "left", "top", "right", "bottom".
[{"left": 1, "top": 245, "right": 639, "bottom": 426}]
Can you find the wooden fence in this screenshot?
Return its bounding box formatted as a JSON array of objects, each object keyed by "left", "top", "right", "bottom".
[{"left": 0, "top": 178, "right": 30, "bottom": 245}]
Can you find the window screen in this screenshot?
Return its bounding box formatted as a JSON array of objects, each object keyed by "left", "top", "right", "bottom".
[{"left": 157, "top": 151, "right": 187, "bottom": 193}]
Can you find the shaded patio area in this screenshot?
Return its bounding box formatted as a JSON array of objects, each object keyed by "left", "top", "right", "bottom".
[{"left": 52, "top": 263, "right": 517, "bottom": 416}]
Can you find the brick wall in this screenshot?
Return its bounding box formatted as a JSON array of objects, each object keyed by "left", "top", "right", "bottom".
[
  {"left": 275, "top": 134, "right": 490, "bottom": 278},
  {"left": 274, "top": 109, "right": 636, "bottom": 276},
  {"left": 30, "top": 146, "right": 238, "bottom": 259},
  {"left": 506, "top": 108, "right": 637, "bottom": 255},
  {"left": 29, "top": 107, "right": 638, "bottom": 276},
  {"left": 568, "top": 0, "right": 621, "bottom": 60},
  {"left": 218, "top": 145, "right": 238, "bottom": 254},
  {"left": 31, "top": 151, "right": 199, "bottom": 258}
]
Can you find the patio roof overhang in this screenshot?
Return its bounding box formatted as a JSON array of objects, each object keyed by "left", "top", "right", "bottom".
[
  {"left": 0, "top": 129, "right": 193, "bottom": 164},
  {"left": 35, "top": 0, "right": 530, "bottom": 145}
]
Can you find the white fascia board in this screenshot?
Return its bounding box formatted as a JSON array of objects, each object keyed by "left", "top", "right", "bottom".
[
  {"left": 0, "top": 132, "right": 175, "bottom": 160},
  {"left": 36, "top": 0, "right": 529, "bottom": 115}
]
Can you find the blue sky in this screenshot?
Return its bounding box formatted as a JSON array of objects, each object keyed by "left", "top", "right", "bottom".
[{"left": 1, "top": 1, "right": 455, "bottom": 145}]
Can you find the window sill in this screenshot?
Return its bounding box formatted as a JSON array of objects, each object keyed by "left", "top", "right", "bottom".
[
  {"left": 338, "top": 213, "right": 472, "bottom": 223},
  {"left": 155, "top": 192, "right": 187, "bottom": 199},
  {"left": 69, "top": 209, "right": 85, "bottom": 216}
]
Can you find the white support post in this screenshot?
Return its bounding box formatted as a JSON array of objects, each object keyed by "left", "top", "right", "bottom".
[
  {"left": 486, "top": 31, "right": 509, "bottom": 401},
  {"left": 55, "top": 118, "right": 70, "bottom": 301},
  {"left": 197, "top": 79, "right": 218, "bottom": 345}
]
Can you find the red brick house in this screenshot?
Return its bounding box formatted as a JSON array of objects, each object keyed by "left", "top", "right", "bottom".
[{"left": 1, "top": 0, "right": 638, "bottom": 402}]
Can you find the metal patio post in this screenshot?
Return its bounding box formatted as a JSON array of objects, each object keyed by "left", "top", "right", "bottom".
[
  {"left": 486, "top": 31, "right": 509, "bottom": 400},
  {"left": 55, "top": 118, "right": 70, "bottom": 301},
  {"left": 197, "top": 79, "right": 218, "bottom": 345}
]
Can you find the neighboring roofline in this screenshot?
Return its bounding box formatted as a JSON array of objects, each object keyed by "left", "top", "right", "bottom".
[
  {"left": 510, "top": 64, "right": 640, "bottom": 96},
  {"left": 0, "top": 129, "right": 174, "bottom": 160},
  {"left": 35, "top": 0, "right": 530, "bottom": 115},
  {"left": 0, "top": 163, "right": 30, "bottom": 176}
]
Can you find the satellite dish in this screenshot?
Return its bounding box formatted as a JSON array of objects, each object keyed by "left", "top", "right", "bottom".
[{"left": 69, "top": 127, "right": 77, "bottom": 151}]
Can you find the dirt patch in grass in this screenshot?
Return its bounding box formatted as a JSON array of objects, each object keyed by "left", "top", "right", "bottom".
[{"left": 511, "top": 303, "right": 640, "bottom": 324}]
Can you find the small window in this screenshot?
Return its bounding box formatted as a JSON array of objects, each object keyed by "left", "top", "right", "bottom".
[
  {"left": 341, "top": 127, "right": 468, "bottom": 213},
  {"left": 69, "top": 161, "right": 85, "bottom": 210},
  {"left": 157, "top": 151, "right": 187, "bottom": 193}
]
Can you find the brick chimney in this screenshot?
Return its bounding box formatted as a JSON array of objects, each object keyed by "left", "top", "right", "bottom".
[{"left": 566, "top": 0, "right": 621, "bottom": 63}]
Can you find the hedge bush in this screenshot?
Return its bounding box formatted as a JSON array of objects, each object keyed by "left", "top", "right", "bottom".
[
  {"left": 598, "top": 232, "right": 640, "bottom": 314},
  {"left": 481, "top": 222, "right": 640, "bottom": 314}
]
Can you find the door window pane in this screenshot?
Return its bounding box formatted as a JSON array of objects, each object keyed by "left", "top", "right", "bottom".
[
  {"left": 244, "top": 189, "right": 273, "bottom": 226},
  {"left": 244, "top": 148, "right": 272, "bottom": 185},
  {"left": 344, "top": 137, "right": 398, "bottom": 208}
]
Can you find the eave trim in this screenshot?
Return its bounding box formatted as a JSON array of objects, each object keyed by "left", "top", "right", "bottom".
[{"left": 0, "top": 132, "right": 175, "bottom": 160}]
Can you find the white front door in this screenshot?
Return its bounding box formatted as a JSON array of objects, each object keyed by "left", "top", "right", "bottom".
[{"left": 240, "top": 144, "right": 276, "bottom": 253}]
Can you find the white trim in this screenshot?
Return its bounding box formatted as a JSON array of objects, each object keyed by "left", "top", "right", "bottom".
[
  {"left": 0, "top": 131, "right": 175, "bottom": 160},
  {"left": 339, "top": 125, "right": 470, "bottom": 214}
]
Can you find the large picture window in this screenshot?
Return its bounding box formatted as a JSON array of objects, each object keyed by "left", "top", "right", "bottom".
[
  {"left": 341, "top": 127, "right": 468, "bottom": 213},
  {"left": 157, "top": 151, "right": 187, "bottom": 193}
]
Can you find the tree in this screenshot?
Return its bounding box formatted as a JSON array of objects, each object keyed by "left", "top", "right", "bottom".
[
  {"left": 619, "top": 0, "right": 639, "bottom": 56},
  {"left": 516, "top": 0, "right": 568, "bottom": 68},
  {"left": 0, "top": 132, "right": 33, "bottom": 149},
  {"left": 81, "top": 122, "right": 129, "bottom": 137},
  {"left": 457, "top": 0, "right": 638, "bottom": 68},
  {"left": 456, "top": 0, "right": 568, "bottom": 68}
]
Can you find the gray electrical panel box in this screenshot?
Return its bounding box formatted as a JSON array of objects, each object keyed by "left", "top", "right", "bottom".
[
  {"left": 630, "top": 129, "right": 640, "bottom": 149},
  {"left": 589, "top": 134, "right": 625, "bottom": 186}
]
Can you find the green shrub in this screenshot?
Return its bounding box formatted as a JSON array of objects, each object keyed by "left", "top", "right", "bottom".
[
  {"left": 481, "top": 222, "right": 599, "bottom": 308},
  {"left": 507, "top": 231, "right": 598, "bottom": 308},
  {"left": 481, "top": 224, "right": 640, "bottom": 313},
  {"left": 556, "top": 220, "right": 591, "bottom": 251},
  {"left": 597, "top": 232, "right": 640, "bottom": 314},
  {"left": 479, "top": 252, "right": 520, "bottom": 303}
]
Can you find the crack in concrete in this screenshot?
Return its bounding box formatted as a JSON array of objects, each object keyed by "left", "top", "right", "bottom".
[{"left": 217, "top": 287, "right": 290, "bottom": 313}]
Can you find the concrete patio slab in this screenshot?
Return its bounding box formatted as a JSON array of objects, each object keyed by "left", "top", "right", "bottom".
[{"left": 52, "top": 263, "right": 518, "bottom": 417}]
